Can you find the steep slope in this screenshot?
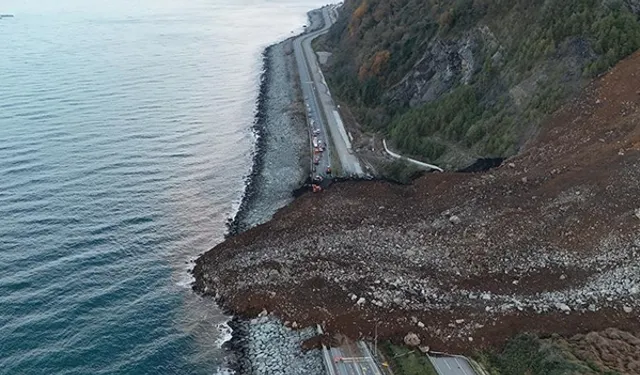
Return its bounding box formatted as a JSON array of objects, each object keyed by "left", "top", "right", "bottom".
[
  {"left": 321, "top": 0, "right": 640, "bottom": 168},
  {"left": 193, "top": 50, "right": 640, "bottom": 354},
  {"left": 483, "top": 330, "right": 640, "bottom": 375}
]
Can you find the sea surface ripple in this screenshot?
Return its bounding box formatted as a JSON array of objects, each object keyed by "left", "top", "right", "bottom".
[{"left": 0, "top": 0, "right": 324, "bottom": 373}]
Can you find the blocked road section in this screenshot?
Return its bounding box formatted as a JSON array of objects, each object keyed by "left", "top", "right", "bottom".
[{"left": 429, "top": 355, "right": 478, "bottom": 375}]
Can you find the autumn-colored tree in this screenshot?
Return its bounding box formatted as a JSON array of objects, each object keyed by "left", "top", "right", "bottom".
[
  {"left": 358, "top": 64, "right": 370, "bottom": 81},
  {"left": 349, "top": 0, "right": 369, "bottom": 38},
  {"left": 437, "top": 9, "right": 453, "bottom": 29},
  {"left": 353, "top": 0, "right": 368, "bottom": 22},
  {"left": 370, "top": 50, "right": 391, "bottom": 76}
]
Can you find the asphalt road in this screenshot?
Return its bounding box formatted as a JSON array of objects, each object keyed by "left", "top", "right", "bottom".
[
  {"left": 293, "top": 6, "right": 363, "bottom": 177},
  {"left": 430, "top": 355, "right": 478, "bottom": 375},
  {"left": 324, "top": 341, "right": 383, "bottom": 375}
]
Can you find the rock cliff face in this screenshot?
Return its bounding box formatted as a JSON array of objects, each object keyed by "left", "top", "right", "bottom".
[
  {"left": 194, "top": 51, "right": 640, "bottom": 354},
  {"left": 387, "top": 27, "right": 491, "bottom": 107}
]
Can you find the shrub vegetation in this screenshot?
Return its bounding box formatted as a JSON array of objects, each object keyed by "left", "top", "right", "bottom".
[{"left": 322, "top": 0, "right": 640, "bottom": 164}]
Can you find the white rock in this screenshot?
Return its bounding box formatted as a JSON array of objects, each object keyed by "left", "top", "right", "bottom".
[
  {"left": 404, "top": 332, "right": 421, "bottom": 347},
  {"left": 481, "top": 293, "right": 492, "bottom": 300},
  {"left": 356, "top": 297, "right": 366, "bottom": 306},
  {"left": 449, "top": 215, "right": 462, "bottom": 225},
  {"left": 291, "top": 321, "right": 298, "bottom": 329},
  {"left": 258, "top": 309, "right": 268, "bottom": 317},
  {"left": 555, "top": 303, "right": 571, "bottom": 312},
  {"left": 468, "top": 337, "right": 474, "bottom": 342},
  {"left": 417, "top": 321, "right": 425, "bottom": 328},
  {"left": 630, "top": 286, "right": 639, "bottom": 295},
  {"left": 623, "top": 305, "right": 633, "bottom": 313},
  {"left": 455, "top": 319, "right": 465, "bottom": 324},
  {"left": 635, "top": 208, "right": 640, "bottom": 220}
]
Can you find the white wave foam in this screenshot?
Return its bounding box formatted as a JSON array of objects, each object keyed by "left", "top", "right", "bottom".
[
  {"left": 214, "top": 367, "right": 235, "bottom": 375},
  {"left": 175, "top": 258, "right": 196, "bottom": 289},
  {"left": 214, "top": 319, "right": 233, "bottom": 348}
]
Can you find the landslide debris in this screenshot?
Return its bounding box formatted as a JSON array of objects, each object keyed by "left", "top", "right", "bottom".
[{"left": 193, "top": 51, "right": 640, "bottom": 354}]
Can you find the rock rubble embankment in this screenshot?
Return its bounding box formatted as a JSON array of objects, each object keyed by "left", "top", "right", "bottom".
[
  {"left": 229, "top": 40, "right": 309, "bottom": 234},
  {"left": 224, "top": 315, "right": 323, "bottom": 375}
]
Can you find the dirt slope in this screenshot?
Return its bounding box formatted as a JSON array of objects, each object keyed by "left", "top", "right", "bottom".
[
  {"left": 193, "top": 51, "right": 640, "bottom": 355},
  {"left": 563, "top": 328, "right": 640, "bottom": 374}
]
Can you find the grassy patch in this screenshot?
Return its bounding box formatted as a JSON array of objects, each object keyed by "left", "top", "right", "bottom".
[
  {"left": 475, "top": 334, "right": 621, "bottom": 375},
  {"left": 380, "top": 158, "right": 421, "bottom": 184},
  {"left": 381, "top": 342, "right": 438, "bottom": 375}
]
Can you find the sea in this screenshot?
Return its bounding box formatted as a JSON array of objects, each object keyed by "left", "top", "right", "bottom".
[{"left": 0, "top": 0, "right": 324, "bottom": 373}]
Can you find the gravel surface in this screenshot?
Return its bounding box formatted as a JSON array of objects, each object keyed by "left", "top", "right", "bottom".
[{"left": 230, "top": 39, "right": 309, "bottom": 234}]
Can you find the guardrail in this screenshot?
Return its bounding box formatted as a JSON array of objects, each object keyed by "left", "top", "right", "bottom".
[{"left": 383, "top": 139, "right": 443, "bottom": 172}]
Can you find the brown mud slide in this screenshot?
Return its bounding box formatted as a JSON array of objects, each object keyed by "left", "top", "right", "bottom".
[{"left": 193, "top": 50, "right": 640, "bottom": 355}]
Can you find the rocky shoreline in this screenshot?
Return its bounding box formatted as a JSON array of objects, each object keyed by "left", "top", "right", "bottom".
[
  {"left": 214, "top": 24, "right": 325, "bottom": 374},
  {"left": 223, "top": 316, "right": 323, "bottom": 375},
  {"left": 227, "top": 40, "right": 310, "bottom": 235}
]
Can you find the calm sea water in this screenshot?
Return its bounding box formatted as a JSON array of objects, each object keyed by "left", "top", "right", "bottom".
[{"left": 0, "top": 1, "right": 323, "bottom": 373}]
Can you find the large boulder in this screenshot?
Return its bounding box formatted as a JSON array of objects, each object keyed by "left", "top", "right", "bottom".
[{"left": 404, "top": 332, "right": 421, "bottom": 347}]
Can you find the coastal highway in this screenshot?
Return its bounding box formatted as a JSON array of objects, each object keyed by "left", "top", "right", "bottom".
[
  {"left": 293, "top": 11, "right": 331, "bottom": 179},
  {"left": 293, "top": 6, "right": 364, "bottom": 177},
  {"left": 430, "top": 355, "right": 479, "bottom": 375},
  {"left": 324, "top": 341, "right": 383, "bottom": 375}
]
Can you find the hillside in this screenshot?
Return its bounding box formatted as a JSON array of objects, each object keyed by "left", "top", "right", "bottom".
[
  {"left": 481, "top": 330, "right": 640, "bottom": 375},
  {"left": 193, "top": 49, "right": 640, "bottom": 357},
  {"left": 320, "top": 0, "right": 640, "bottom": 168}
]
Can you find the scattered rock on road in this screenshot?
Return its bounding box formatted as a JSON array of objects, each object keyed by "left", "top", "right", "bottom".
[{"left": 404, "top": 332, "right": 421, "bottom": 347}]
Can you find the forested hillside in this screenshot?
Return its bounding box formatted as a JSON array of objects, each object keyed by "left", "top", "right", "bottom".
[{"left": 321, "top": 0, "right": 640, "bottom": 167}]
